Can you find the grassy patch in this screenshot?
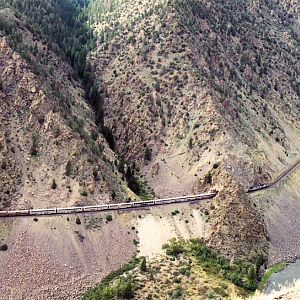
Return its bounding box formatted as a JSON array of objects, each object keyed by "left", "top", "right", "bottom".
[
  {"left": 258, "top": 262, "right": 287, "bottom": 291},
  {"left": 135, "top": 179, "right": 155, "bottom": 201},
  {"left": 163, "top": 239, "right": 266, "bottom": 292},
  {"left": 84, "top": 239, "right": 267, "bottom": 299},
  {"left": 83, "top": 258, "right": 141, "bottom": 300}
]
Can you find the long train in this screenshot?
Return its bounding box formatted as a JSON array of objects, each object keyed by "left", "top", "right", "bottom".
[
  {"left": 246, "top": 184, "right": 269, "bottom": 193},
  {"left": 0, "top": 192, "right": 217, "bottom": 217}
]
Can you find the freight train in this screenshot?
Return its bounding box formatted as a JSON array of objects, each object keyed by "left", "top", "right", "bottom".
[{"left": 0, "top": 192, "right": 217, "bottom": 217}]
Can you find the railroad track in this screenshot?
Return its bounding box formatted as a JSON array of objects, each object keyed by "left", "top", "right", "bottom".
[{"left": 1, "top": 158, "right": 299, "bottom": 218}]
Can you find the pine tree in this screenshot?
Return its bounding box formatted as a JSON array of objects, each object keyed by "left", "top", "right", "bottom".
[
  {"left": 140, "top": 257, "right": 147, "bottom": 272},
  {"left": 51, "top": 179, "right": 57, "bottom": 189}
]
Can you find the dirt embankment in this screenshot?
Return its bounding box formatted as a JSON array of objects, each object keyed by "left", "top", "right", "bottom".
[
  {"left": 0, "top": 214, "right": 135, "bottom": 299},
  {"left": 0, "top": 201, "right": 211, "bottom": 299},
  {"left": 252, "top": 167, "right": 300, "bottom": 265},
  {"left": 194, "top": 166, "right": 268, "bottom": 259}
]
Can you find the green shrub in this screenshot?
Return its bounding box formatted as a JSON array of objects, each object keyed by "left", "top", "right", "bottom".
[
  {"left": 51, "top": 179, "right": 57, "bottom": 189},
  {"left": 204, "top": 172, "right": 212, "bottom": 184},
  {"left": 189, "top": 239, "right": 260, "bottom": 291},
  {"left": 93, "top": 167, "right": 99, "bottom": 180},
  {"left": 30, "top": 134, "right": 39, "bottom": 156},
  {"left": 140, "top": 257, "right": 147, "bottom": 272},
  {"left": 188, "top": 138, "right": 193, "bottom": 149},
  {"left": 213, "top": 162, "right": 219, "bottom": 169},
  {"left": 258, "top": 262, "right": 286, "bottom": 291},
  {"left": 171, "top": 210, "right": 180, "bottom": 216},
  {"left": 116, "top": 278, "right": 135, "bottom": 298},
  {"left": 170, "top": 287, "right": 183, "bottom": 299},
  {"left": 81, "top": 190, "right": 88, "bottom": 196},
  {"left": 76, "top": 216, "right": 81, "bottom": 225},
  {"left": 83, "top": 258, "right": 140, "bottom": 300},
  {"left": 179, "top": 265, "right": 191, "bottom": 276},
  {"left": 106, "top": 215, "right": 113, "bottom": 222},
  {"left": 0, "top": 244, "right": 8, "bottom": 251},
  {"left": 66, "top": 160, "right": 72, "bottom": 176},
  {"left": 144, "top": 147, "right": 152, "bottom": 161},
  {"left": 163, "top": 239, "right": 185, "bottom": 257}
]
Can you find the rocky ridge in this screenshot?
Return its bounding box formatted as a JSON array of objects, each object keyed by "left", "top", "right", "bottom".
[
  {"left": 0, "top": 10, "right": 129, "bottom": 209},
  {"left": 89, "top": 0, "right": 300, "bottom": 197}
]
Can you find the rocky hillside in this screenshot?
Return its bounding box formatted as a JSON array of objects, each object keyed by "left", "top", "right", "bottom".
[
  {"left": 0, "top": 6, "right": 131, "bottom": 210},
  {"left": 89, "top": 0, "right": 300, "bottom": 197},
  {"left": 0, "top": 0, "right": 297, "bottom": 259},
  {"left": 83, "top": 239, "right": 267, "bottom": 299}
]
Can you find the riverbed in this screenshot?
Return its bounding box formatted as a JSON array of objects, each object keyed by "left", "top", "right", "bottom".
[{"left": 266, "top": 259, "right": 300, "bottom": 293}]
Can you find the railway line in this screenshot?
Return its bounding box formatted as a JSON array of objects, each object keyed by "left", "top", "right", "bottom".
[{"left": 0, "top": 158, "right": 299, "bottom": 218}]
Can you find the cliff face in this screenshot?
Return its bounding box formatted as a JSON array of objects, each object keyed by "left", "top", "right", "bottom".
[
  {"left": 0, "top": 10, "right": 128, "bottom": 210},
  {"left": 89, "top": 0, "right": 300, "bottom": 197}
]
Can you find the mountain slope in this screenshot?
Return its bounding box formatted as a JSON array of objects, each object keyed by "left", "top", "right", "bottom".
[
  {"left": 0, "top": 0, "right": 299, "bottom": 298},
  {"left": 89, "top": 0, "right": 300, "bottom": 197},
  {"left": 0, "top": 6, "right": 130, "bottom": 210}
]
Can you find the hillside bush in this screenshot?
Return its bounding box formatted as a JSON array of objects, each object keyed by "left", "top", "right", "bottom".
[
  {"left": 65, "top": 160, "right": 72, "bottom": 176},
  {"left": 163, "top": 239, "right": 185, "bottom": 257},
  {"left": 30, "top": 134, "right": 39, "bottom": 156},
  {"left": 106, "top": 214, "right": 113, "bottom": 222},
  {"left": 51, "top": 179, "right": 57, "bottom": 190},
  {"left": 140, "top": 257, "right": 147, "bottom": 272},
  {"left": 83, "top": 258, "right": 140, "bottom": 300},
  {"left": 0, "top": 244, "right": 8, "bottom": 251}
]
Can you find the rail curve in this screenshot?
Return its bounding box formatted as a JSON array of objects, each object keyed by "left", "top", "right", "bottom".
[{"left": 0, "top": 158, "right": 299, "bottom": 218}]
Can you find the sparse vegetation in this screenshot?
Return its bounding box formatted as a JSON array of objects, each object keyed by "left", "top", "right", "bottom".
[
  {"left": 83, "top": 258, "right": 141, "bottom": 300},
  {"left": 0, "top": 0, "right": 299, "bottom": 298},
  {"left": 163, "top": 239, "right": 185, "bottom": 257},
  {"left": 86, "top": 238, "right": 264, "bottom": 299},
  {"left": 164, "top": 239, "right": 266, "bottom": 291},
  {"left": 204, "top": 172, "right": 212, "bottom": 185},
  {"left": 258, "top": 262, "right": 287, "bottom": 291},
  {"left": 117, "top": 157, "right": 154, "bottom": 199}
]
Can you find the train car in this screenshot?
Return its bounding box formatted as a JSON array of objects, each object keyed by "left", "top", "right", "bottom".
[
  {"left": 153, "top": 199, "right": 162, "bottom": 205},
  {"left": 131, "top": 201, "right": 149, "bottom": 207},
  {"left": 164, "top": 198, "right": 178, "bottom": 204},
  {"left": 118, "top": 202, "right": 133, "bottom": 209},
  {"left": 73, "top": 207, "right": 84, "bottom": 213},
  {"left": 15, "top": 210, "right": 30, "bottom": 216},
  {"left": 202, "top": 192, "right": 217, "bottom": 199},
  {"left": 108, "top": 203, "right": 119, "bottom": 210},
  {"left": 129, "top": 201, "right": 142, "bottom": 207},
  {"left": 29, "top": 208, "right": 57, "bottom": 215},
  {"left": 144, "top": 200, "right": 155, "bottom": 206},
  {"left": 260, "top": 184, "right": 269, "bottom": 189},
  {"left": 83, "top": 205, "right": 108, "bottom": 212},
  {"left": 0, "top": 210, "right": 9, "bottom": 217},
  {"left": 83, "top": 205, "right": 99, "bottom": 212},
  {"left": 247, "top": 184, "right": 269, "bottom": 193},
  {"left": 57, "top": 207, "right": 76, "bottom": 214}
]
